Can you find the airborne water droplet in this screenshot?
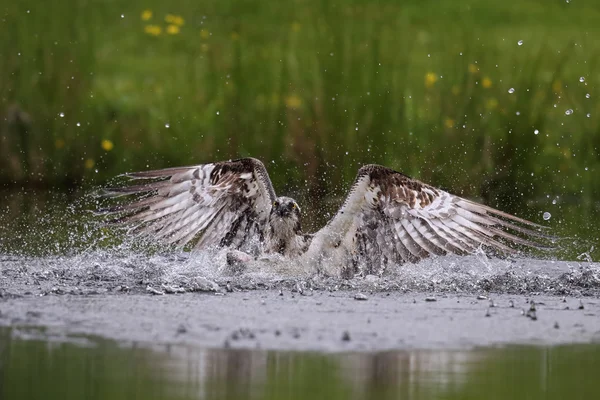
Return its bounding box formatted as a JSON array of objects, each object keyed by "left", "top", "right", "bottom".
[
  {"left": 508, "top": 88, "right": 515, "bottom": 94},
  {"left": 565, "top": 109, "right": 573, "bottom": 116},
  {"left": 579, "top": 76, "right": 585, "bottom": 83},
  {"left": 543, "top": 212, "right": 551, "bottom": 221},
  {"left": 59, "top": 112, "right": 65, "bottom": 118},
  {"left": 517, "top": 40, "right": 524, "bottom": 46},
  {"left": 534, "top": 129, "right": 539, "bottom": 135},
  {"left": 165, "top": 123, "right": 170, "bottom": 128},
  {"left": 586, "top": 93, "right": 591, "bottom": 99}
]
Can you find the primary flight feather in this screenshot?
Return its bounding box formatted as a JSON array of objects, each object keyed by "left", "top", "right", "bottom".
[{"left": 101, "top": 157, "right": 551, "bottom": 277}]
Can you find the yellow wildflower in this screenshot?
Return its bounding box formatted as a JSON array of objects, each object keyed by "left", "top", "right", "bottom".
[
  {"left": 55, "top": 138, "right": 65, "bottom": 149},
  {"left": 291, "top": 22, "right": 301, "bottom": 32},
  {"left": 200, "top": 43, "right": 210, "bottom": 52},
  {"left": 144, "top": 25, "right": 162, "bottom": 36},
  {"left": 485, "top": 98, "right": 499, "bottom": 110},
  {"left": 231, "top": 31, "right": 240, "bottom": 41},
  {"left": 84, "top": 158, "right": 95, "bottom": 169},
  {"left": 101, "top": 139, "right": 114, "bottom": 151},
  {"left": 444, "top": 118, "right": 455, "bottom": 129},
  {"left": 141, "top": 10, "right": 152, "bottom": 21},
  {"left": 424, "top": 72, "right": 438, "bottom": 88},
  {"left": 165, "top": 14, "right": 184, "bottom": 26},
  {"left": 482, "top": 77, "right": 492, "bottom": 89},
  {"left": 468, "top": 64, "right": 479, "bottom": 74},
  {"left": 200, "top": 29, "right": 210, "bottom": 39},
  {"left": 552, "top": 80, "right": 562, "bottom": 93},
  {"left": 285, "top": 94, "right": 302, "bottom": 109},
  {"left": 166, "top": 25, "right": 180, "bottom": 35}
]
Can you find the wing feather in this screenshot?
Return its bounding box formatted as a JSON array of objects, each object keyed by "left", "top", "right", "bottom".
[
  {"left": 305, "top": 164, "right": 552, "bottom": 276},
  {"left": 426, "top": 218, "right": 474, "bottom": 253},
  {"left": 99, "top": 157, "right": 276, "bottom": 251},
  {"left": 399, "top": 219, "right": 440, "bottom": 256},
  {"left": 409, "top": 218, "right": 450, "bottom": 255}
]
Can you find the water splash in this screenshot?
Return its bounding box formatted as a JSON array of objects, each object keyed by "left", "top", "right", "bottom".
[{"left": 1, "top": 190, "right": 599, "bottom": 298}]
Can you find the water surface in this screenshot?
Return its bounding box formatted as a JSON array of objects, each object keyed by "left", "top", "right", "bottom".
[{"left": 1, "top": 326, "right": 600, "bottom": 400}]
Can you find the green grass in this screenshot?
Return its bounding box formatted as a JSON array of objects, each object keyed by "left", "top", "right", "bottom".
[{"left": 1, "top": 0, "right": 599, "bottom": 245}]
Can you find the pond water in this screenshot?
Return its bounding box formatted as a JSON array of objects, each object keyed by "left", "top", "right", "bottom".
[
  {"left": 1, "top": 189, "right": 600, "bottom": 400},
  {"left": 2, "top": 326, "right": 600, "bottom": 400}
]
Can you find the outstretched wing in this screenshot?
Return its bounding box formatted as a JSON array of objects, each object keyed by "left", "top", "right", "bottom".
[
  {"left": 100, "top": 157, "right": 276, "bottom": 250},
  {"left": 305, "top": 164, "right": 551, "bottom": 276}
]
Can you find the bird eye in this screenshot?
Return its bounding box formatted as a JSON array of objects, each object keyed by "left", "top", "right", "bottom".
[
  {"left": 273, "top": 201, "right": 279, "bottom": 207},
  {"left": 292, "top": 203, "right": 296, "bottom": 209}
]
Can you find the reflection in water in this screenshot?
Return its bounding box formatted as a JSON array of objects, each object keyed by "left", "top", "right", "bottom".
[
  {"left": 1, "top": 327, "right": 600, "bottom": 400},
  {"left": 340, "top": 351, "right": 483, "bottom": 399}
]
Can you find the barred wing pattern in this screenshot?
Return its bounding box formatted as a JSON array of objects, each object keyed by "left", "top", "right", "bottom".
[
  {"left": 305, "top": 165, "right": 550, "bottom": 276},
  {"left": 102, "top": 158, "right": 276, "bottom": 251}
]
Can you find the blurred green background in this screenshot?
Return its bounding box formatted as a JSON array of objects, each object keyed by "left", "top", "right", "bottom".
[{"left": 1, "top": 0, "right": 599, "bottom": 251}]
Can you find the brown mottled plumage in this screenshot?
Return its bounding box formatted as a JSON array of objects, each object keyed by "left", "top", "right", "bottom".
[{"left": 100, "top": 158, "right": 552, "bottom": 277}]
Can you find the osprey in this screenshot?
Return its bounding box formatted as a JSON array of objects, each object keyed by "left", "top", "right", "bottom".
[{"left": 103, "top": 157, "right": 550, "bottom": 277}]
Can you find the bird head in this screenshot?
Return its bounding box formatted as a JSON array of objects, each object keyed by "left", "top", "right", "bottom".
[{"left": 270, "top": 196, "right": 301, "bottom": 220}]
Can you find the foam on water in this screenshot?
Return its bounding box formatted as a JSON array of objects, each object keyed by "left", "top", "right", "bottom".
[{"left": 1, "top": 247, "right": 599, "bottom": 298}]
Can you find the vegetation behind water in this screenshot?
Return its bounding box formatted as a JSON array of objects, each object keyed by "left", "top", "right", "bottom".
[{"left": 1, "top": 0, "right": 599, "bottom": 248}]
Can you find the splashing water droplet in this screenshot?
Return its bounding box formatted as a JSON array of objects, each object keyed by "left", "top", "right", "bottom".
[
  {"left": 579, "top": 76, "right": 585, "bottom": 83},
  {"left": 565, "top": 109, "right": 573, "bottom": 116},
  {"left": 517, "top": 40, "right": 524, "bottom": 46},
  {"left": 586, "top": 113, "right": 591, "bottom": 118},
  {"left": 543, "top": 212, "right": 551, "bottom": 221},
  {"left": 59, "top": 112, "right": 65, "bottom": 118},
  {"left": 216, "top": 111, "right": 220, "bottom": 115},
  {"left": 508, "top": 88, "right": 515, "bottom": 94},
  {"left": 165, "top": 123, "right": 170, "bottom": 128},
  {"left": 76, "top": 122, "right": 81, "bottom": 127},
  {"left": 534, "top": 129, "right": 539, "bottom": 135},
  {"left": 586, "top": 93, "right": 591, "bottom": 99},
  {"left": 552, "top": 199, "right": 557, "bottom": 205}
]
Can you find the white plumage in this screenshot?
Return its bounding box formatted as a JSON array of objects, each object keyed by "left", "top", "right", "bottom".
[{"left": 102, "top": 157, "right": 551, "bottom": 277}]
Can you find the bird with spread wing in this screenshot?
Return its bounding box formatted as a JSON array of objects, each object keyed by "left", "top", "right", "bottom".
[{"left": 101, "top": 157, "right": 551, "bottom": 277}]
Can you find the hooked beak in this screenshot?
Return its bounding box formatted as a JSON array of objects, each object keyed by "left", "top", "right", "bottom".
[
  {"left": 274, "top": 202, "right": 294, "bottom": 217},
  {"left": 275, "top": 206, "right": 291, "bottom": 217}
]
